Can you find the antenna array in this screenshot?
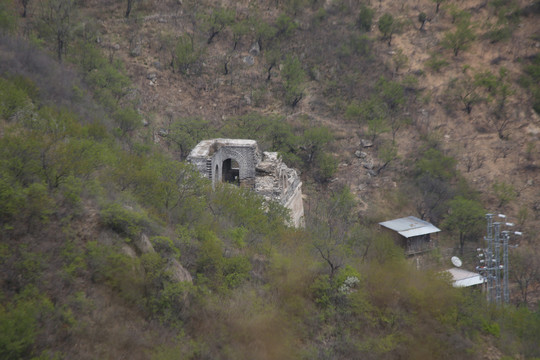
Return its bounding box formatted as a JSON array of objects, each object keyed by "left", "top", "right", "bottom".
[{"left": 476, "top": 214, "right": 521, "bottom": 305}]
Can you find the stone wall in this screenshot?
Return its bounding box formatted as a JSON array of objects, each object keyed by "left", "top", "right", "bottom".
[{"left": 187, "top": 139, "right": 304, "bottom": 227}]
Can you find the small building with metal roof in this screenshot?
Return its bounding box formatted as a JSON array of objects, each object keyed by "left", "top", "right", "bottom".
[
  {"left": 446, "top": 268, "right": 484, "bottom": 288},
  {"left": 379, "top": 216, "right": 441, "bottom": 256}
]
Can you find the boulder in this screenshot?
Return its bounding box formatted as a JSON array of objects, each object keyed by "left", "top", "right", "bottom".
[
  {"left": 167, "top": 258, "right": 193, "bottom": 283},
  {"left": 134, "top": 234, "right": 155, "bottom": 254},
  {"left": 249, "top": 41, "right": 260, "bottom": 56},
  {"left": 243, "top": 55, "right": 255, "bottom": 66},
  {"left": 354, "top": 150, "right": 367, "bottom": 159},
  {"left": 360, "top": 139, "right": 373, "bottom": 148},
  {"left": 130, "top": 44, "right": 141, "bottom": 57}
]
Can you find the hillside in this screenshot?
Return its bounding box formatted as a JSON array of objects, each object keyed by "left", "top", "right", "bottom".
[{"left": 1, "top": 0, "right": 540, "bottom": 359}]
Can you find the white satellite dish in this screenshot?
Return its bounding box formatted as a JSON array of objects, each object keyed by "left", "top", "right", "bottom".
[{"left": 451, "top": 256, "right": 462, "bottom": 268}]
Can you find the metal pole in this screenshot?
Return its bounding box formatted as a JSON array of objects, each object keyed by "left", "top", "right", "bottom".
[
  {"left": 503, "top": 232, "right": 509, "bottom": 303},
  {"left": 485, "top": 214, "right": 494, "bottom": 303},
  {"left": 494, "top": 222, "right": 501, "bottom": 305}
]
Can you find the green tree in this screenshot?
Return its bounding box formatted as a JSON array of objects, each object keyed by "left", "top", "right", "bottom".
[
  {"left": 199, "top": 6, "right": 235, "bottom": 44},
  {"left": 475, "top": 68, "right": 515, "bottom": 139},
  {"left": 173, "top": 34, "right": 199, "bottom": 75},
  {"left": 37, "top": 0, "right": 76, "bottom": 62},
  {"left": 299, "top": 126, "right": 333, "bottom": 165},
  {"left": 377, "top": 77, "right": 406, "bottom": 140},
  {"left": 443, "top": 196, "right": 485, "bottom": 255},
  {"left": 378, "top": 13, "right": 394, "bottom": 46},
  {"left": 492, "top": 181, "right": 516, "bottom": 208},
  {"left": 357, "top": 5, "right": 374, "bottom": 32},
  {"left": 418, "top": 12, "right": 427, "bottom": 31},
  {"left": 0, "top": 288, "right": 53, "bottom": 360},
  {"left": 275, "top": 13, "right": 298, "bottom": 38},
  {"left": 447, "top": 75, "right": 483, "bottom": 114},
  {"left": 432, "top": 0, "right": 446, "bottom": 13},
  {"left": 441, "top": 18, "right": 476, "bottom": 56},
  {"left": 0, "top": 0, "right": 17, "bottom": 32},
  {"left": 355, "top": 96, "right": 389, "bottom": 142},
  {"left": 281, "top": 55, "right": 306, "bottom": 107},
  {"left": 309, "top": 186, "right": 358, "bottom": 276},
  {"left": 231, "top": 19, "right": 249, "bottom": 50},
  {"left": 378, "top": 13, "right": 399, "bottom": 46},
  {"left": 113, "top": 107, "right": 142, "bottom": 135},
  {"left": 376, "top": 140, "right": 398, "bottom": 175},
  {"left": 168, "top": 117, "right": 212, "bottom": 159}
]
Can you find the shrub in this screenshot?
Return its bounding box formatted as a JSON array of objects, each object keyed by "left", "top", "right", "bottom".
[
  {"left": 150, "top": 236, "right": 181, "bottom": 260},
  {"left": 0, "top": 78, "right": 31, "bottom": 120},
  {"left": 86, "top": 241, "right": 143, "bottom": 300},
  {"left": 282, "top": 55, "right": 306, "bottom": 107},
  {"left": 149, "top": 281, "right": 193, "bottom": 327},
  {"left": 492, "top": 181, "right": 517, "bottom": 207},
  {"left": 224, "top": 256, "right": 251, "bottom": 288},
  {"left": 314, "top": 152, "right": 337, "bottom": 183},
  {"left": 100, "top": 202, "right": 149, "bottom": 239},
  {"left": 0, "top": 0, "right": 17, "bottom": 33},
  {"left": 113, "top": 107, "right": 142, "bottom": 135},
  {"left": 357, "top": 5, "right": 375, "bottom": 32},
  {"left": 0, "top": 287, "right": 53, "bottom": 360},
  {"left": 173, "top": 34, "right": 200, "bottom": 75}
]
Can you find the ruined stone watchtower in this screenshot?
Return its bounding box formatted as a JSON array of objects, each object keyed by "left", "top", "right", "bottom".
[{"left": 187, "top": 139, "right": 304, "bottom": 227}]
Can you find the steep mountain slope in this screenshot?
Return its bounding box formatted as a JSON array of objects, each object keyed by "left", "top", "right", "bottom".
[{"left": 1, "top": 0, "right": 540, "bottom": 359}]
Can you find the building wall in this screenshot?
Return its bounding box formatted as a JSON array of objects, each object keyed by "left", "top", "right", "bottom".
[{"left": 188, "top": 139, "right": 304, "bottom": 227}]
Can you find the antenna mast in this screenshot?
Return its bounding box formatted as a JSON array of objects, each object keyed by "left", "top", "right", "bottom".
[{"left": 477, "top": 214, "right": 521, "bottom": 305}]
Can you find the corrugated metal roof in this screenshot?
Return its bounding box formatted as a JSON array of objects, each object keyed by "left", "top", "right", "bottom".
[
  {"left": 446, "top": 268, "right": 484, "bottom": 288},
  {"left": 379, "top": 216, "right": 441, "bottom": 238}
]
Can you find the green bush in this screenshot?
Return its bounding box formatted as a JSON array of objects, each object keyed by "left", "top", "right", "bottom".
[
  {"left": 0, "top": 287, "right": 53, "bottom": 360},
  {"left": 150, "top": 236, "right": 181, "bottom": 260},
  {"left": 0, "top": 0, "right": 17, "bottom": 33},
  {"left": 149, "top": 281, "right": 193, "bottom": 327},
  {"left": 113, "top": 107, "right": 142, "bottom": 135},
  {"left": 86, "top": 241, "right": 143, "bottom": 300},
  {"left": 174, "top": 34, "right": 200, "bottom": 74},
  {"left": 275, "top": 13, "right": 298, "bottom": 38},
  {"left": 100, "top": 202, "right": 150, "bottom": 238},
  {"left": 492, "top": 181, "right": 517, "bottom": 207},
  {"left": 0, "top": 78, "right": 31, "bottom": 120},
  {"left": 314, "top": 152, "right": 337, "bottom": 183},
  {"left": 425, "top": 53, "right": 449, "bottom": 72},
  {"left": 282, "top": 55, "right": 306, "bottom": 107},
  {"left": 224, "top": 256, "right": 251, "bottom": 288},
  {"left": 357, "top": 5, "right": 375, "bottom": 32}
]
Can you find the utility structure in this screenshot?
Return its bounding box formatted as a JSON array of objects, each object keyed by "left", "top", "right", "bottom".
[{"left": 477, "top": 214, "right": 521, "bottom": 305}]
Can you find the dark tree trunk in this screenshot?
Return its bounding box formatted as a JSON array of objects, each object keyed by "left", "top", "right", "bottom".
[{"left": 125, "top": 0, "right": 133, "bottom": 18}]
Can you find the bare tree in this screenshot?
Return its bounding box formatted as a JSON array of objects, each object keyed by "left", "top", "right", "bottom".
[{"left": 510, "top": 246, "right": 540, "bottom": 307}]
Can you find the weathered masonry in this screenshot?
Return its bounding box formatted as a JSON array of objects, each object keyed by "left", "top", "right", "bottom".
[{"left": 187, "top": 139, "right": 304, "bottom": 227}]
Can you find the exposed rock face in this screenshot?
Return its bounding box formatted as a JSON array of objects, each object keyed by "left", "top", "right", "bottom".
[
  {"left": 134, "top": 234, "right": 193, "bottom": 283},
  {"left": 167, "top": 258, "right": 193, "bottom": 283},
  {"left": 187, "top": 139, "right": 304, "bottom": 227},
  {"left": 134, "top": 234, "right": 155, "bottom": 254}
]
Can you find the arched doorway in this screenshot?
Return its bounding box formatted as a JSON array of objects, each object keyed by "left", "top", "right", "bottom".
[{"left": 222, "top": 158, "right": 240, "bottom": 185}]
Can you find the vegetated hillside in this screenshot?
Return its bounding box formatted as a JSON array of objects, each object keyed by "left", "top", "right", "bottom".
[
  {"left": 77, "top": 0, "right": 540, "bottom": 226},
  {"left": 1, "top": 0, "right": 540, "bottom": 359}
]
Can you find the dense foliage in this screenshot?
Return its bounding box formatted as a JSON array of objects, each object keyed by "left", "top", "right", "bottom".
[{"left": 1, "top": 0, "right": 540, "bottom": 359}]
